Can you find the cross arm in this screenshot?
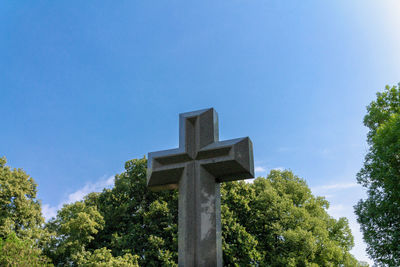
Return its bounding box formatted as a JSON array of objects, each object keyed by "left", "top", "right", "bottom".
[
  {"left": 147, "top": 148, "right": 191, "bottom": 191},
  {"left": 197, "top": 137, "right": 254, "bottom": 183}
]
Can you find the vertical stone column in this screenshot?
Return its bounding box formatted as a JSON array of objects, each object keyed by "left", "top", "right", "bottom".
[{"left": 178, "top": 163, "right": 222, "bottom": 267}]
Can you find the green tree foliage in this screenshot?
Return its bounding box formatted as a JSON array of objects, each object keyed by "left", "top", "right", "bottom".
[
  {"left": 0, "top": 157, "right": 44, "bottom": 239},
  {"left": 74, "top": 247, "right": 139, "bottom": 267},
  {"left": 46, "top": 158, "right": 364, "bottom": 266},
  {"left": 0, "top": 156, "right": 52, "bottom": 265},
  {"left": 45, "top": 201, "right": 105, "bottom": 265},
  {"left": 355, "top": 83, "right": 400, "bottom": 266},
  {"left": 0, "top": 232, "right": 53, "bottom": 266},
  {"left": 222, "top": 170, "right": 360, "bottom": 267}
]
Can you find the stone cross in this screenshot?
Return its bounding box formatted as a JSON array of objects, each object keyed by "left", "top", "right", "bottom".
[{"left": 147, "top": 108, "right": 254, "bottom": 267}]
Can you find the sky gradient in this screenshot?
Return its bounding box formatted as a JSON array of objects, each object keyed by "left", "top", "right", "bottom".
[{"left": 1, "top": 1, "right": 400, "bottom": 264}]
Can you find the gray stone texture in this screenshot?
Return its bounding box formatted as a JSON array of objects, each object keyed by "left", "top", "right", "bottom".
[{"left": 147, "top": 108, "right": 254, "bottom": 267}]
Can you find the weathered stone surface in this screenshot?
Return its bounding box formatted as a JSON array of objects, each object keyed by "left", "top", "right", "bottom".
[{"left": 147, "top": 108, "right": 254, "bottom": 267}]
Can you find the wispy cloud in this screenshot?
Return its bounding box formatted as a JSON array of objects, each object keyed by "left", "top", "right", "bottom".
[
  {"left": 42, "top": 204, "right": 58, "bottom": 221},
  {"left": 255, "top": 165, "right": 285, "bottom": 174},
  {"left": 42, "top": 175, "right": 115, "bottom": 221},
  {"left": 312, "top": 182, "right": 359, "bottom": 192},
  {"left": 64, "top": 176, "right": 114, "bottom": 204},
  {"left": 249, "top": 165, "right": 286, "bottom": 183},
  {"left": 327, "top": 204, "right": 345, "bottom": 216},
  {"left": 255, "top": 166, "right": 266, "bottom": 173}
]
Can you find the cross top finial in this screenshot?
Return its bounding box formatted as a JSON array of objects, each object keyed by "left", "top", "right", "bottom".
[{"left": 179, "top": 108, "right": 219, "bottom": 159}]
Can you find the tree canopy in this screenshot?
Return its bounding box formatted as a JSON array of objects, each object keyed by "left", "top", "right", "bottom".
[
  {"left": 0, "top": 157, "right": 44, "bottom": 239},
  {"left": 45, "top": 158, "right": 365, "bottom": 266},
  {"left": 0, "top": 155, "right": 367, "bottom": 266},
  {"left": 0, "top": 157, "right": 52, "bottom": 266},
  {"left": 355, "top": 83, "right": 400, "bottom": 266}
]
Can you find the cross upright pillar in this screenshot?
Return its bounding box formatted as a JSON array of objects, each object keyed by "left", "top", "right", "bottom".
[{"left": 147, "top": 108, "right": 254, "bottom": 267}]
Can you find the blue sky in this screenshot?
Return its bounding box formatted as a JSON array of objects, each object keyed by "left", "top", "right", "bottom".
[{"left": 1, "top": 1, "right": 399, "bottom": 264}]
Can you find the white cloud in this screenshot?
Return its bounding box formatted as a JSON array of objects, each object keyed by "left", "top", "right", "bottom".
[
  {"left": 327, "top": 204, "right": 345, "bottom": 217},
  {"left": 42, "top": 175, "right": 114, "bottom": 221},
  {"left": 311, "top": 182, "right": 359, "bottom": 193},
  {"left": 42, "top": 203, "right": 58, "bottom": 221},
  {"left": 248, "top": 165, "right": 285, "bottom": 184},
  {"left": 255, "top": 166, "right": 285, "bottom": 174},
  {"left": 64, "top": 176, "right": 114, "bottom": 204},
  {"left": 255, "top": 166, "right": 266, "bottom": 173}
]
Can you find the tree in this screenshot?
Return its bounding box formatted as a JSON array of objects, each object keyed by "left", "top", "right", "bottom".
[
  {"left": 0, "top": 156, "right": 52, "bottom": 265},
  {"left": 0, "top": 232, "right": 53, "bottom": 266},
  {"left": 46, "top": 158, "right": 365, "bottom": 266},
  {"left": 222, "top": 170, "right": 360, "bottom": 266},
  {"left": 74, "top": 247, "right": 139, "bottom": 267},
  {"left": 0, "top": 157, "right": 44, "bottom": 239},
  {"left": 44, "top": 201, "right": 106, "bottom": 265},
  {"left": 355, "top": 83, "right": 400, "bottom": 265}
]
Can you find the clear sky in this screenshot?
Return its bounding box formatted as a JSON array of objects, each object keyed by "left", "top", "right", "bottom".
[{"left": 1, "top": 1, "right": 399, "bottom": 264}]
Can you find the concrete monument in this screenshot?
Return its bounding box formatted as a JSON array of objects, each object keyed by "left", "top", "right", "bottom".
[{"left": 147, "top": 108, "right": 254, "bottom": 267}]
